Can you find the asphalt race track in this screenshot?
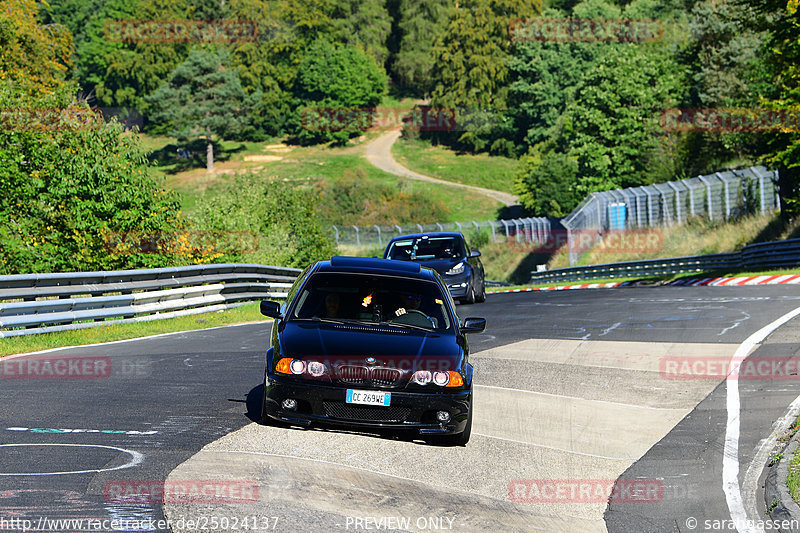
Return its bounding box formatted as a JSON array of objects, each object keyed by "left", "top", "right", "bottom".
[{"left": 2, "top": 286, "right": 800, "bottom": 533}]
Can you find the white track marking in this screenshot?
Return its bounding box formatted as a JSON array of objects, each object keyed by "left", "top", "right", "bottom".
[
  {"left": 724, "top": 306, "right": 800, "bottom": 533},
  {"left": 475, "top": 384, "right": 685, "bottom": 411},
  {"left": 0, "top": 443, "right": 143, "bottom": 476}
]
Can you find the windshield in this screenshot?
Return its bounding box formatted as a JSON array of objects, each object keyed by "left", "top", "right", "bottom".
[
  {"left": 386, "top": 237, "right": 463, "bottom": 261},
  {"left": 291, "top": 273, "right": 452, "bottom": 332}
]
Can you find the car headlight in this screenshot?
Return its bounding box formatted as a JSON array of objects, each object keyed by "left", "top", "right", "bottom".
[
  {"left": 446, "top": 262, "right": 466, "bottom": 275},
  {"left": 411, "top": 370, "right": 464, "bottom": 387}
]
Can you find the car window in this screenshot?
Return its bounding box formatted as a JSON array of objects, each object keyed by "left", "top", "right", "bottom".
[
  {"left": 386, "top": 237, "right": 463, "bottom": 261},
  {"left": 290, "top": 272, "right": 452, "bottom": 332}
]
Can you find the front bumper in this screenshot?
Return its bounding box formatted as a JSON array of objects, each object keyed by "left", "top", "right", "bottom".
[
  {"left": 263, "top": 375, "right": 471, "bottom": 435},
  {"left": 444, "top": 273, "right": 471, "bottom": 298}
]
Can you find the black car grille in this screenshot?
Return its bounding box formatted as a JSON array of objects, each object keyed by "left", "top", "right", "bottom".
[
  {"left": 323, "top": 402, "right": 411, "bottom": 422},
  {"left": 336, "top": 365, "right": 404, "bottom": 388}
]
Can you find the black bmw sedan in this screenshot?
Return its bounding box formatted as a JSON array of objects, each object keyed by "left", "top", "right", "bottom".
[{"left": 259, "top": 256, "right": 486, "bottom": 445}]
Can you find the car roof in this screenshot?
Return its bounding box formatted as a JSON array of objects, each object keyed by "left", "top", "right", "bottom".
[
  {"left": 314, "top": 256, "right": 438, "bottom": 279},
  {"left": 386, "top": 232, "right": 464, "bottom": 243}
]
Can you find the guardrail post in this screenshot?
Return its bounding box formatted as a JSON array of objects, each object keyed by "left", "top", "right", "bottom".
[
  {"left": 352, "top": 226, "right": 360, "bottom": 247},
  {"left": 373, "top": 225, "right": 382, "bottom": 247}
]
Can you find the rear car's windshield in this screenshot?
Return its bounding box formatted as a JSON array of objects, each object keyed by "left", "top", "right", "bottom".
[
  {"left": 291, "top": 273, "right": 452, "bottom": 332},
  {"left": 386, "top": 237, "right": 463, "bottom": 261}
]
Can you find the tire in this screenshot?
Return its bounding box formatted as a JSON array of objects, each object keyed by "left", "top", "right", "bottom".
[
  {"left": 261, "top": 371, "right": 272, "bottom": 425},
  {"left": 460, "top": 284, "right": 476, "bottom": 305},
  {"left": 475, "top": 277, "right": 486, "bottom": 303}
]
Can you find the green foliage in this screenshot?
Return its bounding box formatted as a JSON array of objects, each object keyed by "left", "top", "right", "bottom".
[
  {"left": 314, "top": 167, "right": 450, "bottom": 225},
  {"left": 0, "top": 85, "right": 182, "bottom": 274},
  {"left": 391, "top": 0, "right": 449, "bottom": 96},
  {"left": 290, "top": 40, "right": 386, "bottom": 144},
  {"left": 514, "top": 149, "right": 582, "bottom": 216},
  {"left": 191, "top": 174, "right": 337, "bottom": 268},
  {"left": 1, "top": 0, "right": 73, "bottom": 95}
]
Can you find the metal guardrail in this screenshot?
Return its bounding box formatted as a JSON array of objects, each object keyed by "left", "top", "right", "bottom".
[
  {"left": 0, "top": 263, "right": 301, "bottom": 338},
  {"left": 530, "top": 238, "right": 800, "bottom": 284}
]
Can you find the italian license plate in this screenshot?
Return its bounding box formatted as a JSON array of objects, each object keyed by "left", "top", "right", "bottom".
[{"left": 346, "top": 389, "right": 391, "bottom": 406}]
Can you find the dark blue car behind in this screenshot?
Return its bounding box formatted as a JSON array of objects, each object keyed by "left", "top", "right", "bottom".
[{"left": 383, "top": 232, "right": 486, "bottom": 304}]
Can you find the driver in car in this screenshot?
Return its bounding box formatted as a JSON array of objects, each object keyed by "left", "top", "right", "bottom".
[{"left": 395, "top": 293, "right": 423, "bottom": 317}]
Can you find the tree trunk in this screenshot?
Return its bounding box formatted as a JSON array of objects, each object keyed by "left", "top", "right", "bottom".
[{"left": 206, "top": 137, "right": 214, "bottom": 173}]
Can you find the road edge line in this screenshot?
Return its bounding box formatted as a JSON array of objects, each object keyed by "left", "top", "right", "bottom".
[{"left": 724, "top": 306, "right": 800, "bottom": 532}]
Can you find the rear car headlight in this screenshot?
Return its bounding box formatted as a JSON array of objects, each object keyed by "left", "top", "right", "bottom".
[{"left": 446, "top": 262, "right": 465, "bottom": 275}]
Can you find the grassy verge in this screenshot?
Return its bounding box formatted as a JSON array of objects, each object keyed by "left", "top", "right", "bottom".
[
  {"left": 785, "top": 414, "right": 800, "bottom": 504},
  {"left": 391, "top": 137, "right": 518, "bottom": 193},
  {"left": 0, "top": 303, "right": 270, "bottom": 357}
]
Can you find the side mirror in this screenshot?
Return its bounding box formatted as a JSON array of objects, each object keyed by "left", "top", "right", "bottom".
[
  {"left": 469, "top": 250, "right": 481, "bottom": 258},
  {"left": 260, "top": 300, "right": 282, "bottom": 319},
  {"left": 461, "top": 317, "right": 486, "bottom": 334}
]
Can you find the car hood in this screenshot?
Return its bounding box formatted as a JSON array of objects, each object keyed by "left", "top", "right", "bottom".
[
  {"left": 413, "top": 258, "right": 466, "bottom": 274},
  {"left": 278, "top": 321, "right": 464, "bottom": 369}
]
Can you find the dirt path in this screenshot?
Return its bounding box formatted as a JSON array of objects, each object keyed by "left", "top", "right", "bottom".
[{"left": 363, "top": 129, "right": 519, "bottom": 207}]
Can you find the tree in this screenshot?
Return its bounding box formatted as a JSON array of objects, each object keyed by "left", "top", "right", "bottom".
[
  {"left": 391, "top": 0, "right": 450, "bottom": 96},
  {"left": 514, "top": 148, "right": 581, "bottom": 216},
  {"left": 148, "top": 49, "right": 256, "bottom": 172},
  {"left": 0, "top": 0, "right": 72, "bottom": 95},
  {"left": 0, "top": 84, "right": 182, "bottom": 274},
  {"left": 291, "top": 40, "right": 386, "bottom": 144}
]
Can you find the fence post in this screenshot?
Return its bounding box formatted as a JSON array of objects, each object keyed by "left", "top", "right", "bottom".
[
  {"left": 455, "top": 222, "right": 462, "bottom": 234},
  {"left": 698, "top": 175, "right": 714, "bottom": 220},
  {"left": 352, "top": 226, "right": 360, "bottom": 247},
  {"left": 501, "top": 220, "right": 510, "bottom": 239},
  {"left": 667, "top": 182, "right": 682, "bottom": 225},
  {"left": 717, "top": 173, "right": 731, "bottom": 219},
  {"left": 688, "top": 182, "right": 696, "bottom": 217},
  {"left": 374, "top": 225, "right": 382, "bottom": 247},
  {"left": 416, "top": 223, "right": 423, "bottom": 233},
  {"left": 332, "top": 225, "right": 339, "bottom": 245},
  {"left": 489, "top": 221, "right": 497, "bottom": 242},
  {"left": 472, "top": 220, "right": 479, "bottom": 235},
  {"left": 436, "top": 222, "right": 443, "bottom": 231}
]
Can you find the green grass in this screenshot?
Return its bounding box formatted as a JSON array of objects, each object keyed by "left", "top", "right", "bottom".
[
  {"left": 0, "top": 303, "right": 270, "bottom": 357},
  {"left": 141, "top": 134, "right": 502, "bottom": 222},
  {"left": 391, "top": 137, "right": 518, "bottom": 194}
]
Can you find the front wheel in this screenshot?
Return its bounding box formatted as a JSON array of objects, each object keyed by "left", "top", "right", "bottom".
[
  {"left": 460, "top": 285, "right": 476, "bottom": 305},
  {"left": 475, "top": 277, "right": 486, "bottom": 303}
]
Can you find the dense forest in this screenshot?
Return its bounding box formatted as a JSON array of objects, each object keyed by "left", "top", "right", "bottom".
[{"left": 0, "top": 0, "right": 798, "bottom": 273}]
